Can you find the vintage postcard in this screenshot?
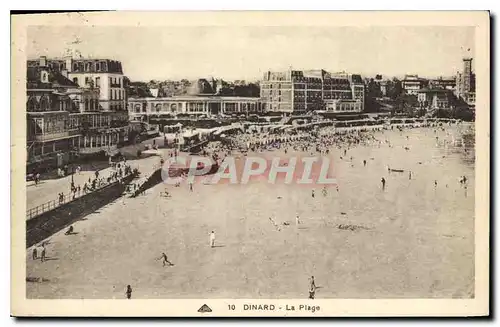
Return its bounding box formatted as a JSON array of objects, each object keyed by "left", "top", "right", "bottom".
[{"left": 11, "top": 11, "right": 489, "bottom": 317}]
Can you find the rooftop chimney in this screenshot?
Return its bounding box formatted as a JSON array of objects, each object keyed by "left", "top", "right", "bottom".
[
  {"left": 39, "top": 56, "right": 47, "bottom": 67},
  {"left": 65, "top": 55, "right": 72, "bottom": 73}
]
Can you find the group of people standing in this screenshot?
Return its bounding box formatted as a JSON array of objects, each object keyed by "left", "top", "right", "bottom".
[{"left": 31, "top": 243, "right": 47, "bottom": 262}]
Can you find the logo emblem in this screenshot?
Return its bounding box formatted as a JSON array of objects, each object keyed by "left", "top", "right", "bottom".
[{"left": 198, "top": 304, "right": 212, "bottom": 313}]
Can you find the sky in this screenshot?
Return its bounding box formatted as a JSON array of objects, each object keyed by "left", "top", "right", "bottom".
[{"left": 27, "top": 26, "right": 475, "bottom": 82}]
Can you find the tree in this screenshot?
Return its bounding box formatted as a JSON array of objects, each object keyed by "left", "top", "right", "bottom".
[
  {"left": 234, "top": 83, "right": 260, "bottom": 97},
  {"left": 127, "top": 81, "right": 153, "bottom": 98},
  {"left": 393, "top": 94, "right": 418, "bottom": 116},
  {"left": 386, "top": 78, "right": 402, "bottom": 100}
]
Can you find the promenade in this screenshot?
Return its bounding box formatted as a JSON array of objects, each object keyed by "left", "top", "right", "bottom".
[{"left": 26, "top": 152, "right": 165, "bottom": 219}]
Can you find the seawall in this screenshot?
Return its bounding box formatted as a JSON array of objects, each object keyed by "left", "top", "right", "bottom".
[{"left": 26, "top": 174, "right": 136, "bottom": 248}]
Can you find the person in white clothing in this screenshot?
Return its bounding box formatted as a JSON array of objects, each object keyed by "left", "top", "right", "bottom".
[{"left": 209, "top": 231, "right": 216, "bottom": 248}]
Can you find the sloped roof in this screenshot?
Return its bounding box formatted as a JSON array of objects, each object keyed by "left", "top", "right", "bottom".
[
  {"left": 350, "top": 74, "right": 363, "bottom": 83},
  {"left": 27, "top": 66, "right": 78, "bottom": 89}
]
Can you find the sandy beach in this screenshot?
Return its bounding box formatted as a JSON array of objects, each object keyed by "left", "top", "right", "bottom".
[{"left": 26, "top": 125, "right": 475, "bottom": 299}]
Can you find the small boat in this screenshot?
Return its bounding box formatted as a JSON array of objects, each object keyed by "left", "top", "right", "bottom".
[{"left": 390, "top": 168, "right": 405, "bottom": 173}]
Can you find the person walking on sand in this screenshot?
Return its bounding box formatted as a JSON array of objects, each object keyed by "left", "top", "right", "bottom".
[
  {"left": 40, "top": 244, "right": 46, "bottom": 262},
  {"left": 210, "top": 231, "right": 216, "bottom": 248},
  {"left": 296, "top": 215, "right": 301, "bottom": 226},
  {"left": 65, "top": 225, "right": 74, "bottom": 235},
  {"left": 311, "top": 189, "right": 315, "bottom": 198},
  {"left": 309, "top": 276, "right": 316, "bottom": 299},
  {"left": 157, "top": 252, "right": 174, "bottom": 267},
  {"left": 363, "top": 159, "right": 367, "bottom": 167},
  {"left": 126, "top": 285, "right": 132, "bottom": 299},
  {"left": 381, "top": 177, "right": 386, "bottom": 190},
  {"left": 32, "top": 247, "right": 38, "bottom": 260}
]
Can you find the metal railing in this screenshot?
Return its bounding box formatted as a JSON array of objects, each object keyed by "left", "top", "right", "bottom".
[
  {"left": 26, "top": 172, "right": 134, "bottom": 220},
  {"left": 33, "top": 132, "right": 72, "bottom": 142},
  {"left": 26, "top": 189, "right": 85, "bottom": 220}
]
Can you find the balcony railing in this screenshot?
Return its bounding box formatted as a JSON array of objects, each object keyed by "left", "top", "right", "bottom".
[{"left": 34, "top": 132, "right": 70, "bottom": 142}]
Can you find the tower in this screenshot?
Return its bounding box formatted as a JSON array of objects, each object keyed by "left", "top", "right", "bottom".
[{"left": 462, "top": 57, "right": 473, "bottom": 93}]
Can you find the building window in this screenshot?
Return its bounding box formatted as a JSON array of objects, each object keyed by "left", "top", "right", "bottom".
[
  {"left": 96, "top": 62, "right": 101, "bottom": 71},
  {"left": 28, "top": 97, "right": 38, "bottom": 112},
  {"left": 41, "top": 71, "right": 49, "bottom": 83},
  {"left": 95, "top": 77, "right": 100, "bottom": 87},
  {"left": 85, "top": 100, "right": 89, "bottom": 111},
  {"left": 85, "top": 62, "right": 92, "bottom": 71},
  {"left": 39, "top": 97, "right": 48, "bottom": 111},
  {"left": 109, "top": 77, "right": 112, "bottom": 86}
]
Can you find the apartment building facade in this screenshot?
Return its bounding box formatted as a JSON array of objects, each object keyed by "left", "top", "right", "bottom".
[
  {"left": 260, "top": 69, "right": 364, "bottom": 114},
  {"left": 27, "top": 57, "right": 130, "bottom": 171}
]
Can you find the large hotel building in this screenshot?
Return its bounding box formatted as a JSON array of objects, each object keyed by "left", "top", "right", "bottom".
[
  {"left": 259, "top": 69, "right": 365, "bottom": 114},
  {"left": 129, "top": 69, "right": 366, "bottom": 120},
  {"left": 27, "top": 56, "right": 128, "bottom": 113},
  {"left": 26, "top": 56, "right": 129, "bottom": 170}
]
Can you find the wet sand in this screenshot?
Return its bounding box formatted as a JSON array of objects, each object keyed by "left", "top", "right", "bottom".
[{"left": 26, "top": 125, "right": 474, "bottom": 299}]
